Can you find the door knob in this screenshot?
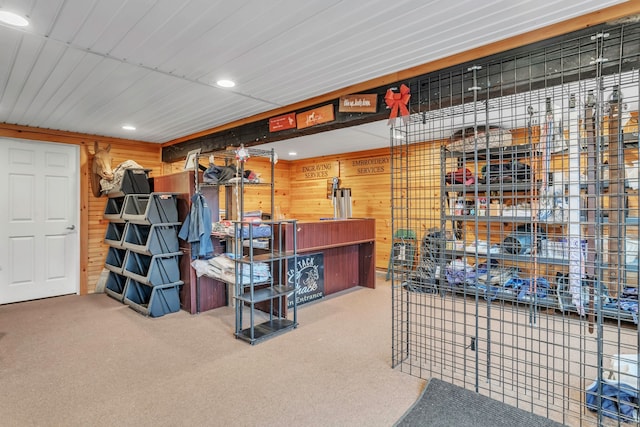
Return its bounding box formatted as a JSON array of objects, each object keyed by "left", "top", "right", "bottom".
[{"left": 66, "top": 225, "right": 75, "bottom": 230}]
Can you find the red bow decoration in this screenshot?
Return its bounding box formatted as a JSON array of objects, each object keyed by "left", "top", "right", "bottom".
[{"left": 385, "top": 84, "right": 411, "bottom": 125}]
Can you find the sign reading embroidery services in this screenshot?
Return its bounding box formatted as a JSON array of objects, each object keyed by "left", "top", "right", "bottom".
[
  {"left": 342, "top": 155, "right": 390, "bottom": 177},
  {"left": 287, "top": 253, "right": 324, "bottom": 308}
]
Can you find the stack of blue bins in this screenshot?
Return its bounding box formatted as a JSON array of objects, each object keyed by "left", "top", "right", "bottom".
[
  {"left": 103, "top": 185, "right": 136, "bottom": 301},
  {"left": 101, "top": 169, "right": 183, "bottom": 318},
  {"left": 120, "top": 192, "right": 182, "bottom": 317}
]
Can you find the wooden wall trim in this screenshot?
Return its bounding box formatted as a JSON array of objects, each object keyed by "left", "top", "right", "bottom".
[
  {"left": 163, "top": 2, "right": 640, "bottom": 147},
  {"left": 0, "top": 123, "right": 157, "bottom": 149},
  {"left": 79, "top": 146, "right": 89, "bottom": 295}
]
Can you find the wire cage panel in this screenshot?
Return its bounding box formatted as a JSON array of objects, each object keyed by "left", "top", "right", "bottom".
[{"left": 391, "top": 21, "right": 640, "bottom": 427}]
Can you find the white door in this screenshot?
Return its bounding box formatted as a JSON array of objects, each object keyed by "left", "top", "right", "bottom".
[{"left": 0, "top": 138, "right": 79, "bottom": 304}]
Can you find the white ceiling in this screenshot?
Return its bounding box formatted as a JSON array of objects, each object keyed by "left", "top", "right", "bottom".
[{"left": 0, "top": 0, "right": 631, "bottom": 159}]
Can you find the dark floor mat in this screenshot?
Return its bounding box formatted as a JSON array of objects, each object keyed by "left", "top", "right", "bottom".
[{"left": 394, "top": 378, "right": 566, "bottom": 427}]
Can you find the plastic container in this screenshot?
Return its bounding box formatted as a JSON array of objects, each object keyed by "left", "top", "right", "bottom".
[
  {"left": 104, "top": 271, "right": 128, "bottom": 302},
  {"left": 123, "top": 279, "right": 183, "bottom": 317},
  {"left": 103, "top": 168, "right": 151, "bottom": 197},
  {"left": 121, "top": 222, "right": 180, "bottom": 255},
  {"left": 105, "top": 247, "right": 127, "bottom": 274},
  {"left": 121, "top": 193, "right": 179, "bottom": 224},
  {"left": 122, "top": 251, "right": 182, "bottom": 286},
  {"left": 103, "top": 197, "right": 126, "bottom": 221},
  {"left": 104, "top": 222, "right": 126, "bottom": 246}
]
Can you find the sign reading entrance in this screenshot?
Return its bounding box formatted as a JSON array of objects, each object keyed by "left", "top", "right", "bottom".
[{"left": 287, "top": 253, "right": 324, "bottom": 308}]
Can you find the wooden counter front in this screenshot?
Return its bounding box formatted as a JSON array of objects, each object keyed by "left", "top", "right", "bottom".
[{"left": 283, "top": 218, "right": 375, "bottom": 295}]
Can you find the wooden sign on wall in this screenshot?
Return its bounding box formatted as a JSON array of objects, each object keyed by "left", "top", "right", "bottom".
[
  {"left": 269, "top": 112, "right": 297, "bottom": 132},
  {"left": 296, "top": 104, "right": 335, "bottom": 130},
  {"left": 294, "top": 160, "right": 339, "bottom": 180},
  {"left": 338, "top": 94, "right": 378, "bottom": 113},
  {"left": 342, "top": 155, "right": 390, "bottom": 177}
]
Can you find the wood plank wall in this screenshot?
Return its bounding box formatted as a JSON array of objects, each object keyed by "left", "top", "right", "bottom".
[
  {"left": 288, "top": 148, "right": 394, "bottom": 270},
  {"left": 87, "top": 144, "right": 163, "bottom": 293},
  {"left": 164, "top": 156, "right": 291, "bottom": 220},
  {"left": 166, "top": 148, "right": 395, "bottom": 271},
  {"left": 3, "top": 117, "right": 637, "bottom": 296}
]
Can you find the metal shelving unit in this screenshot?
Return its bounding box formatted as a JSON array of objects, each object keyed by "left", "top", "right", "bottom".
[{"left": 233, "top": 219, "right": 298, "bottom": 345}]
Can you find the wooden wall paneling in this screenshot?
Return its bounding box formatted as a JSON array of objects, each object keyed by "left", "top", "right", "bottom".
[
  {"left": 164, "top": 156, "right": 291, "bottom": 220},
  {"left": 288, "top": 148, "right": 393, "bottom": 270},
  {"left": 86, "top": 142, "right": 163, "bottom": 294},
  {"left": 273, "top": 160, "right": 291, "bottom": 219},
  {"left": 80, "top": 146, "right": 89, "bottom": 294},
  {"left": 289, "top": 157, "right": 340, "bottom": 221}
]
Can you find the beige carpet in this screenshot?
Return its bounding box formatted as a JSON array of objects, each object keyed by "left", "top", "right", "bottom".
[{"left": 0, "top": 273, "right": 424, "bottom": 427}]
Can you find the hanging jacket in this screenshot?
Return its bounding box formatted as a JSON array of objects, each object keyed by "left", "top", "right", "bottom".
[{"left": 178, "top": 193, "right": 213, "bottom": 259}]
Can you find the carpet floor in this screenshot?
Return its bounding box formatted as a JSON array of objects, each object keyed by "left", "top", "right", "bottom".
[{"left": 0, "top": 274, "right": 424, "bottom": 427}]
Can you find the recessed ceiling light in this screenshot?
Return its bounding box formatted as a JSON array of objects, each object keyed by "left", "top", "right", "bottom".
[
  {"left": 288, "top": 152, "right": 297, "bottom": 156},
  {"left": 0, "top": 11, "right": 29, "bottom": 27},
  {"left": 216, "top": 79, "right": 235, "bottom": 88},
  {"left": 122, "top": 125, "right": 136, "bottom": 131}
]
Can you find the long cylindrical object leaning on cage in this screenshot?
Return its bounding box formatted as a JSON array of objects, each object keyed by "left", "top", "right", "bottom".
[
  {"left": 584, "top": 90, "right": 597, "bottom": 333},
  {"left": 568, "top": 94, "right": 585, "bottom": 316},
  {"left": 607, "top": 85, "right": 625, "bottom": 299}
]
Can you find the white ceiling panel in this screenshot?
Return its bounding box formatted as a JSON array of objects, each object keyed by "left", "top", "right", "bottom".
[{"left": 0, "top": 0, "right": 632, "bottom": 156}]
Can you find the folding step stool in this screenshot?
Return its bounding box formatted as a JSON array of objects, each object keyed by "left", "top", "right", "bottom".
[{"left": 386, "top": 228, "right": 417, "bottom": 281}]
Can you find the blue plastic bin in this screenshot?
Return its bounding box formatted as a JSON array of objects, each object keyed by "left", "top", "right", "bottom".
[
  {"left": 104, "top": 271, "right": 128, "bottom": 302},
  {"left": 105, "top": 247, "right": 127, "bottom": 274},
  {"left": 121, "top": 222, "right": 180, "bottom": 255},
  {"left": 121, "top": 193, "right": 179, "bottom": 225},
  {"left": 103, "top": 196, "right": 125, "bottom": 222},
  {"left": 122, "top": 251, "right": 182, "bottom": 286},
  {"left": 104, "top": 222, "right": 126, "bottom": 247},
  {"left": 123, "top": 279, "right": 183, "bottom": 317}
]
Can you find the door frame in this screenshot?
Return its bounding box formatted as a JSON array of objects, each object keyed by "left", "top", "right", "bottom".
[
  {"left": 0, "top": 129, "right": 91, "bottom": 295},
  {"left": 0, "top": 137, "right": 82, "bottom": 300}
]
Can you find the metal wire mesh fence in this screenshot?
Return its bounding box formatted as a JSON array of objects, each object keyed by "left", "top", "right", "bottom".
[{"left": 391, "top": 21, "right": 640, "bottom": 426}]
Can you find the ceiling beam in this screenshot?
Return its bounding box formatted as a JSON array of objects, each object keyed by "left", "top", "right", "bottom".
[
  {"left": 162, "top": 3, "right": 640, "bottom": 149},
  {"left": 162, "top": 8, "right": 640, "bottom": 162}
]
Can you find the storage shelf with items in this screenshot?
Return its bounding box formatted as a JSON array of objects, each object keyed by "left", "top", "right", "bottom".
[
  {"left": 232, "top": 219, "right": 298, "bottom": 345},
  {"left": 439, "top": 139, "right": 563, "bottom": 309},
  {"left": 183, "top": 146, "right": 278, "bottom": 315},
  {"left": 153, "top": 171, "right": 226, "bottom": 314},
  {"left": 195, "top": 146, "right": 275, "bottom": 222},
  {"left": 428, "top": 78, "right": 640, "bottom": 324},
  {"left": 102, "top": 185, "right": 184, "bottom": 317}
]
